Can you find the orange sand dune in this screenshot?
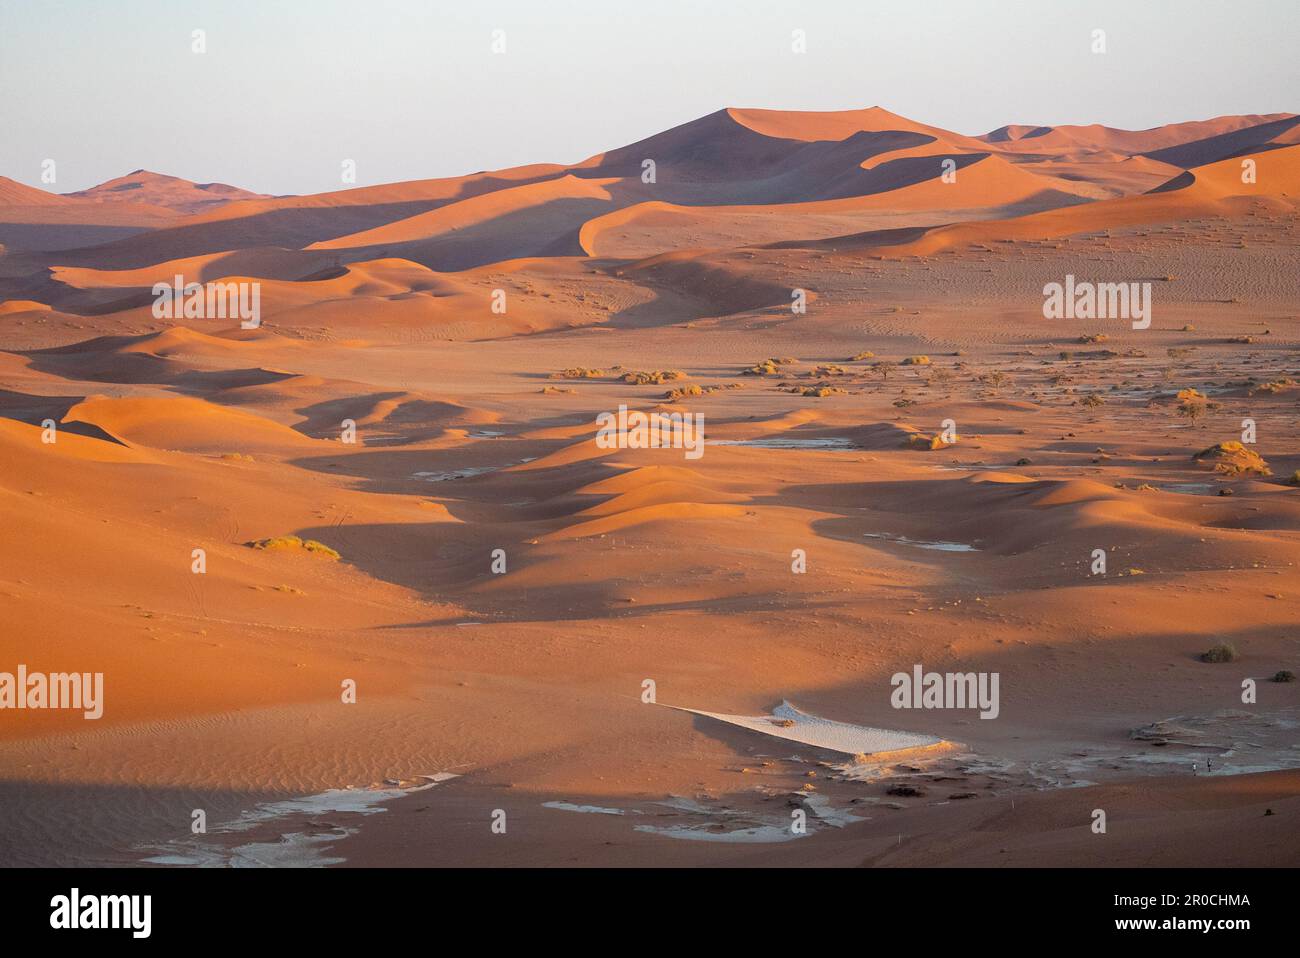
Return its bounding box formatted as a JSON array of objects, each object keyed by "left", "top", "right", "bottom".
[
  {"left": 728, "top": 106, "right": 991, "bottom": 151},
  {"left": 0, "top": 176, "right": 71, "bottom": 206},
  {"left": 180, "top": 164, "right": 574, "bottom": 224},
  {"left": 574, "top": 463, "right": 724, "bottom": 494},
  {"left": 16, "top": 326, "right": 303, "bottom": 388},
  {"left": 65, "top": 169, "right": 269, "bottom": 215},
  {"left": 62, "top": 395, "right": 326, "bottom": 453},
  {"left": 0, "top": 174, "right": 176, "bottom": 250},
  {"left": 1140, "top": 114, "right": 1300, "bottom": 168},
  {"left": 50, "top": 247, "right": 341, "bottom": 288},
  {"left": 616, "top": 248, "right": 807, "bottom": 316},
  {"left": 981, "top": 112, "right": 1297, "bottom": 155},
  {"left": 541, "top": 501, "right": 751, "bottom": 541},
  {"left": 0, "top": 299, "right": 52, "bottom": 315},
  {"left": 581, "top": 153, "right": 1095, "bottom": 258},
  {"left": 310, "top": 175, "right": 625, "bottom": 269},
  {"left": 0, "top": 416, "right": 426, "bottom": 745},
  {"left": 58, "top": 165, "right": 579, "bottom": 269},
  {"left": 575, "top": 478, "right": 747, "bottom": 516},
  {"left": 581, "top": 109, "right": 971, "bottom": 204},
  {"left": 813, "top": 142, "right": 1300, "bottom": 257}
]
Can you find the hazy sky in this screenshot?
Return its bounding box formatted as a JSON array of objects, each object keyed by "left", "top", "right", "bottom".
[{"left": 2, "top": 0, "right": 1296, "bottom": 195}]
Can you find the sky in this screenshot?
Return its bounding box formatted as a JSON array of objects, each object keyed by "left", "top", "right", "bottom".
[{"left": 1, "top": 0, "right": 1297, "bottom": 195}]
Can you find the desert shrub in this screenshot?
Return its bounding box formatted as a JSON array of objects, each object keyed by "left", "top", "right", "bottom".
[
  {"left": 872, "top": 361, "right": 897, "bottom": 381},
  {"left": 1193, "top": 441, "right": 1270, "bottom": 477},
  {"left": 249, "top": 536, "right": 341, "bottom": 560},
  {"left": 745, "top": 358, "right": 793, "bottom": 376},
  {"left": 1272, "top": 670, "right": 1295, "bottom": 683},
  {"left": 1251, "top": 379, "right": 1295, "bottom": 395},
  {"left": 1199, "top": 643, "right": 1237, "bottom": 663},
  {"left": 927, "top": 367, "right": 954, "bottom": 387},
  {"left": 623, "top": 369, "right": 685, "bottom": 385},
  {"left": 886, "top": 784, "right": 926, "bottom": 797},
  {"left": 1176, "top": 388, "right": 1218, "bottom": 425}
]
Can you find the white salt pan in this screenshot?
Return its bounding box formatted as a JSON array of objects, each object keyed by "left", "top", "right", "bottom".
[
  {"left": 140, "top": 773, "right": 459, "bottom": 867},
  {"left": 542, "top": 801, "right": 624, "bottom": 815},
  {"left": 667, "top": 700, "right": 945, "bottom": 756}
]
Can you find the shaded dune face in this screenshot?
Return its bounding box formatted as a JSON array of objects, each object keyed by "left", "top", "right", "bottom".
[{"left": 2, "top": 105, "right": 1300, "bottom": 868}]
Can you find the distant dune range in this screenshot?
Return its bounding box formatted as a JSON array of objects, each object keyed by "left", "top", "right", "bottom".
[
  {"left": 2, "top": 106, "right": 1299, "bottom": 868},
  {"left": 0, "top": 106, "right": 1292, "bottom": 344}
]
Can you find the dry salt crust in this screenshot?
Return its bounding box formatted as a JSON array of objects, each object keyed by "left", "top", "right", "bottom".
[
  {"left": 862, "top": 532, "right": 979, "bottom": 552},
  {"left": 140, "top": 773, "right": 459, "bottom": 867},
  {"left": 633, "top": 821, "right": 797, "bottom": 843},
  {"left": 541, "top": 801, "right": 626, "bottom": 815},
  {"left": 667, "top": 700, "right": 951, "bottom": 757},
  {"left": 801, "top": 792, "right": 867, "bottom": 827},
  {"left": 623, "top": 703, "right": 946, "bottom": 843},
  {"left": 633, "top": 796, "right": 802, "bottom": 844},
  {"left": 411, "top": 457, "right": 535, "bottom": 481}
]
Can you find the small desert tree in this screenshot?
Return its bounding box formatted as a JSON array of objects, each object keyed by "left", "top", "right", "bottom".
[
  {"left": 979, "top": 370, "right": 1011, "bottom": 393},
  {"left": 1176, "top": 387, "right": 1213, "bottom": 426}
]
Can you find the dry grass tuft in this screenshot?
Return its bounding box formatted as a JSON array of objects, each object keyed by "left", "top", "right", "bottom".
[
  {"left": 248, "top": 536, "right": 341, "bottom": 560},
  {"left": 623, "top": 369, "right": 686, "bottom": 385}
]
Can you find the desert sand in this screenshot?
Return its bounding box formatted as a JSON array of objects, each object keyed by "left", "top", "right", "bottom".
[{"left": 1, "top": 106, "right": 1298, "bottom": 867}]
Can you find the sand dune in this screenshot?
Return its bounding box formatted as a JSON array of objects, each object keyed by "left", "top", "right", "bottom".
[
  {"left": 727, "top": 105, "right": 991, "bottom": 151},
  {"left": 62, "top": 395, "right": 324, "bottom": 452},
  {"left": 310, "top": 175, "right": 625, "bottom": 269},
  {"left": 65, "top": 170, "right": 270, "bottom": 215},
  {"left": 0, "top": 176, "right": 71, "bottom": 206},
  {"left": 581, "top": 153, "right": 1094, "bottom": 258},
  {"left": 51, "top": 247, "right": 341, "bottom": 288},
  {"left": 980, "top": 112, "right": 1297, "bottom": 155},
  {"left": 806, "top": 142, "right": 1300, "bottom": 258}
]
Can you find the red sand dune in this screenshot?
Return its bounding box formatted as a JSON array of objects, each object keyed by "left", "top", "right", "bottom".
[{"left": 64, "top": 169, "right": 270, "bottom": 215}]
